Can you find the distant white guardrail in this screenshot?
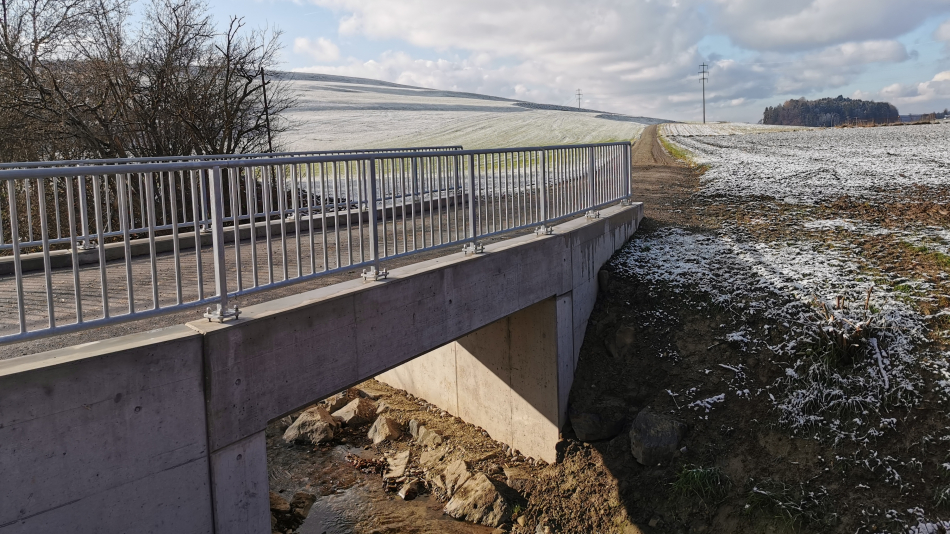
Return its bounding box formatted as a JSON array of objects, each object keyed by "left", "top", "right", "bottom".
[{"left": 0, "top": 142, "right": 631, "bottom": 345}]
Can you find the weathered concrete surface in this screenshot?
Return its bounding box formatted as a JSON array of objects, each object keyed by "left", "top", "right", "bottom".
[
  {"left": 0, "top": 326, "right": 212, "bottom": 534},
  {"left": 377, "top": 205, "right": 643, "bottom": 462}
]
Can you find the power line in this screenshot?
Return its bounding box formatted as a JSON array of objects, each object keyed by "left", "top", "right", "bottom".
[
  {"left": 699, "top": 63, "right": 709, "bottom": 124},
  {"left": 576, "top": 88, "right": 582, "bottom": 109}
]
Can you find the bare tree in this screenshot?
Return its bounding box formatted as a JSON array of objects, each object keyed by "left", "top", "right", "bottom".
[{"left": 0, "top": 0, "right": 292, "bottom": 161}]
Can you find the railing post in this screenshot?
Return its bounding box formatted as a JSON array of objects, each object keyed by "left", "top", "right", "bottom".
[
  {"left": 621, "top": 142, "right": 633, "bottom": 205},
  {"left": 362, "top": 158, "right": 388, "bottom": 281},
  {"left": 536, "top": 150, "right": 553, "bottom": 235},
  {"left": 462, "top": 154, "right": 483, "bottom": 254},
  {"left": 585, "top": 145, "right": 600, "bottom": 219},
  {"left": 78, "top": 175, "right": 95, "bottom": 249},
  {"left": 204, "top": 166, "right": 240, "bottom": 322}
]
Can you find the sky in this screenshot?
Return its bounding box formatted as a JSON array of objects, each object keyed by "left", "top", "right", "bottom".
[{"left": 201, "top": 0, "right": 950, "bottom": 122}]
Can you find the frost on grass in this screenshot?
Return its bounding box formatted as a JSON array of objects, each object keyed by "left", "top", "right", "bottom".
[
  {"left": 669, "top": 123, "right": 950, "bottom": 202},
  {"left": 661, "top": 122, "right": 809, "bottom": 137},
  {"left": 613, "top": 226, "right": 929, "bottom": 443}
]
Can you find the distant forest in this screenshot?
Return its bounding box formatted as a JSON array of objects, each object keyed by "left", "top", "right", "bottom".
[{"left": 762, "top": 96, "right": 899, "bottom": 127}]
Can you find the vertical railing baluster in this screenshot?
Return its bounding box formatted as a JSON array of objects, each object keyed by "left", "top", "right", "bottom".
[
  {"left": 119, "top": 174, "right": 135, "bottom": 313},
  {"left": 64, "top": 176, "right": 83, "bottom": 323},
  {"left": 6, "top": 180, "right": 26, "bottom": 333},
  {"left": 36, "top": 177, "right": 55, "bottom": 328},
  {"left": 92, "top": 175, "right": 109, "bottom": 318}
]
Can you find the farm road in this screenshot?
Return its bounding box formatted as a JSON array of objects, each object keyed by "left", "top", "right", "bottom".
[{"left": 629, "top": 124, "right": 706, "bottom": 228}]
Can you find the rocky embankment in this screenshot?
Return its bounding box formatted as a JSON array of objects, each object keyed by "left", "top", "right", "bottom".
[{"left": 269, "top": 383, "right": 554, "bottom": 533}]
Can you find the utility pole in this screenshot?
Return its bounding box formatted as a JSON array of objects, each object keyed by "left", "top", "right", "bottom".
[
  {"left": 576, "top": 89, "right": 582, "bottom": 109},
  {"left": 699, "top": 63, "right": 709, "bottom": 124},
  {"left": 260, "top": 67, "right": 274, "bottom": 153}
]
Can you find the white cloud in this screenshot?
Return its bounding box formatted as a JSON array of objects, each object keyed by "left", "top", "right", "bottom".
[
  {"left": 712, "top": 0, "right": 950, "bottom": 52},
  {"left": 936, "top": 18, "right": 950, "bottom": 42},
  {"left": 293, "top": 37, "right": 340, "bottom": 61},
  {"left": 291, "top": 0, "right": 950, "bottom": 121},
  {"left": 858, "top": 71, "right": 950, "bottom": 110}
]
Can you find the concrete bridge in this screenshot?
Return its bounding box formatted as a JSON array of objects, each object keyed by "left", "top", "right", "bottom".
[{"left": 0, "top": 202, "right": 642, "bottom": 534}]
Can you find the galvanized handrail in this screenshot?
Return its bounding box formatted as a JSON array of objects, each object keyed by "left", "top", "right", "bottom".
[
  {"left": 0, "top": 141, "right": 632, "bottom": 345},
  {"left": 0, "top": 146, "right": 464, "bottom": 170}
]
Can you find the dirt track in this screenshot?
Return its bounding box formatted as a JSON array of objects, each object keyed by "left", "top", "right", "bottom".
[{"left": 629, "top": 124, "right": 707, "bottom": 228}]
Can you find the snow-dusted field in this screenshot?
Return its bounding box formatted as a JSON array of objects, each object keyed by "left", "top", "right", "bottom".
[
  {"left": 670, "top": 123, "right": 950, "bottom": 202},
  {"left": 661, "top": 122, "right": 809, "bottom": 136},
  {"left": 617, "top": 123, "right": 950, "bottom": 530},
  {"left": 279, "top": 73, "right": 660, "bottom": 151}
]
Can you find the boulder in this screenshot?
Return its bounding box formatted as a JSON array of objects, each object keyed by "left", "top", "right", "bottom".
[
  {"left": 398, "top": 478, "right": 424, "bottom": 500},
  {"left": 322, "top": 392, "right": 351, "bottom": 413},
  {"left": 444, "top": 473, "right": 514, "bottom": 527},
  {"left": 420, "top": 446, "right": 448, "bottom": 469},
  {"left": 628, "top": 408, "right": 686, "bottom": 466},
  {"left": 282, "top": 406, "right": 339, "bottom": 445},
  {"left": 269, "top": 491, "right": 290, "bottom": 514},
  {"left": 569, "top": 407, "right": 625, "bottom": 442},
  {"left": 368, "top": 416, "right": 402, "bottom": 444},
  {"left": 384, "top": 449, "right": 410, "bottom": 479},
  {"left": 355, "top": 386, "right": 384, "bottom": 400},
  {"left": 289, "top": 492, "right": 316, "bottom": 520},
  {"left": 332, "top": 397, "right": 377, "bottom": 427},
  {"left": 408, "top": 419, "right": 443, "bottom": 448},
  {"left": 442, "top": 458, "right": 472, "bottom": 497}
]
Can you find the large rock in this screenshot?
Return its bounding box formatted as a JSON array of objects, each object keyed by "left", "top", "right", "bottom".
[
  {"left": 332, "top": 397, "right": 377, "bottom": 427},
  {"left": 408, "top": 419, "right": 444, "bottom": 448},
  {"left": 269, "top": 491, "right": 290, "bottom": 513},
  {"left": 322, "top": 392, "right": 351, "bottom": 413},
  {"left": 368, "top": 416, "right": 402, "bottom": 444},
  {"left": 569, "top": 407, "right": 625, "bottom": 442},
  {"left": 289, "top": 492, "right": 316, "bottom": 520},
  {"left": 442, "top": 458, "right": 472, "bottom": 497},
  {"left": 444, "top": 473, "right": 514, "bottom": 527},
  {"left": 628, "top": 408, "right": 686, "bottom": 466},
  {"left": 282, "top": 406, "right": 339, "bottom": 445},
  {"left": 384, "top": 449, "right": 410, "bottom": 479}
]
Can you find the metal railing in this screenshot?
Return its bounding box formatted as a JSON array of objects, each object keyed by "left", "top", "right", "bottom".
[
  {"left": 0, "top": 146, "right": 463, "bottom": 170},
  {"left": 0, "top": 141, "right": 631, "bottom": 345},
  {"left": 0, "top": 146, "right": 462, "bottom": 252}
]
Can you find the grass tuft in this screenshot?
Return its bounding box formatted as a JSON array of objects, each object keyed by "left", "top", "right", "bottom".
[
  {"left": 671, "top": 465, "right": 730, "bottom": 505},
  {"left": 744, "top": 479, "right": 836, "bottom": 528},
  {"left": 658, "top": 134, "right": 710, "bottom": 174}
]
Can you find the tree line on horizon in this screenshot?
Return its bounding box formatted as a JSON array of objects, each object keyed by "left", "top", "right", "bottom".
[
  {"left": 761, "top": 96, "right": 900, "bottom": 127},
  {"left": 0, "top": 0, "right": 294, "bottom": 163}
]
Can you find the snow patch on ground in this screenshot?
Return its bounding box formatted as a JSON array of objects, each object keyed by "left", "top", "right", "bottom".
[
  {"left": 669, "top": 124, "right": 950, "bottom": 202},
  {"left": 613, "top": 226, "right": 931, "bottom": 440},
  {"left": 661, "top": 123, "right": 809, "bottom": 136}
]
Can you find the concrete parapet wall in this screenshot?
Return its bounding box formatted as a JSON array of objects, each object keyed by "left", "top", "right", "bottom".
[{"left": 0, "top": 326, "right": 212, "bottom": 533}]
